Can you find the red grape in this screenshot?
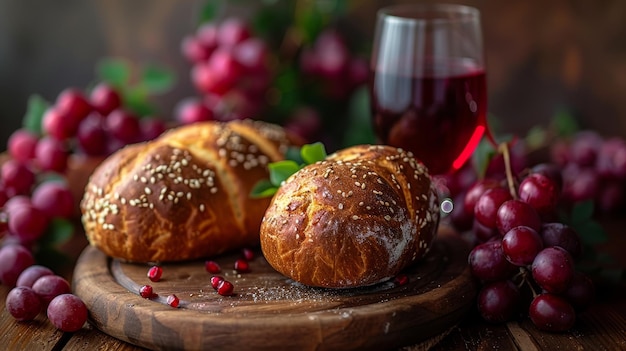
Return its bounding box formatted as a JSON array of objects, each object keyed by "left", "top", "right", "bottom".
[
  {"left": 42, "top": 107, "right": 75, "bottom": 141},
  {"left": 234, "top": 37, "right": 270, "bottom": 73},
  {"left": 477, "top": 280, "right": 521, "bottom": 323},
  {"left": 16, "top": 265, "right": 54, "bottom": 288},
  {"left": 181, "top": 35, "right": 212, "bottom": 63},
  {"left": 55, "top": 88, "right": 92, "bottom": 125},
  {"left": 496, "top": 200, "right": 542, "bottom": 236},
  {"left": 569, "top": 131, "right": 602, "bottom": 167},
  {"left": 563, "top": 271, "right": 595, "bottom": 312},
  {"left": 195, "top": 22, "right": 218, "bottom": 52},
  {"left": 0, "top": 244, "right": 35, "bottom": 287},
  {"left": 529, "top": 293, "right": 576, "bottom": 332},
  {"left": 7, "top": 129, "right": 38, "bottom": 163},
  {"left": 5, "top": 286, "right": 42, "bottom": 321},
  {"left": 474, "top": 187, "right": 512, "bottom": 229},
  {"left": 217, "top": 17, "right": 251, "bottom": 47},
  {"left": 562, "top": 165, "right": 599, "bottom": 202},
  {"left": 32, "top": 274, "right": 71, "bottom": 305},
  {"left": 518, "top": 173, "right": 560, "bottom": 217},
  {"left": 501, "top": 226, "right": 543, "bottom": 266},
  {"left": 31, "top": 181, "right": 75, "bottom": 219},
  {"left": 596, "top": 137, "right": 626, "bottom": 178},
  {"left": 531, "top": 163, "right": 563, "bottom": 192},
  {"left": 77, "top": 113, "right": 109, "bottom": 156},
  {"left": 463, "top": 179, "right": 500, "bottom": 217},
  {"left": 174, "top": 98, "right": 214, "bottom": 125},
  {"left": 106, "top": 109, "right": 141, "bottom": 144},
  {"left": 140, "top": 118, "right": 167, "bottom": 141},
  {"left": 47, "top": 294, "right": 88, "bottom": 332},
  {"left": 468, "top": 241, "right": 517, "bottom": 282},
  {"left": 8, "top": 204, "right": 49, "bottom": 243},
  {"left": 532, "top": 247, "right": 574, "bottom": 294},
  {"left": 34, "top": 136, "right": 69, "bottom": 173},
  {"left": 90, "top": 82, "right": 122, "bottom": 116},
  {"left": 539, "top": 223, "right": 582, "bottom": 260},
  {"left": 1, "top": 160, "right": 35, "bottom": 196}
]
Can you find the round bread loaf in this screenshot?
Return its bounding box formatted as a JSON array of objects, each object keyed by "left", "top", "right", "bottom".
[
  {"left": 81, "top": 119, "right": 301, "bottom": 262},
  {"left": 260, "top": 144, "right": 440, "bottom": 288}
]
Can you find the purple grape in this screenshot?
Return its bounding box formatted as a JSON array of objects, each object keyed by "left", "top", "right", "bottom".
[
  {"left": 496, "top": 200, "right": 542, "bottom": 236},
  {"left": 477, "top": 280, "right": 521, "bottom": 323},
  {"left": 0, "top": 244, "right": 35, "bottom": 287},
  {"left": 468, "top": 241, "right": 518, "bottom": 282},
  {"left": 47, "top": 294, "right": 88, "bottom": 332},
  {"left": 32, "top": 275, "right": 71, "bottom": 305},
  {"left": 529, "top": 293, "right": 576, "bottom": 332},
  {"left": 532, "top": 247, "right": 574, "bottom": 293},
  {"left": 16, "top": 265, "right": 54, "bottom": 288},
  {"left": 502, "top": 226, "right": 544, "bottom": 266},
  {"left": 540, "top": 223, "right": 582, "bottom": 260},
  {"left": 5, "top": 286, "right": 43, "bottom": 321}
]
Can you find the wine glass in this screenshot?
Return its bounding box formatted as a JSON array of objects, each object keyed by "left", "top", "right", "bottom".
[{"left": 369, "top": 3, "right": 488, "bottom": 176}]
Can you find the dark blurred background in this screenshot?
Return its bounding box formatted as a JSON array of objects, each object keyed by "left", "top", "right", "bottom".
[{"left": 1, "top": 0, "right": 625, "bottom": 147}]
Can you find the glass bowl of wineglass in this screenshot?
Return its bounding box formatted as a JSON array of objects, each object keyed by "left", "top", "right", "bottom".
[{"left": 369, "top": 3, "right": 488, "bottom": 176}]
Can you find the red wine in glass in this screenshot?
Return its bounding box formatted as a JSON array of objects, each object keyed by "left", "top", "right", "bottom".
[
  {"left": 370, "top": 59, "right": 487, "bottom": 175},
  {"left": 370, "top": 4, "right": 488, "bottom": 175}
]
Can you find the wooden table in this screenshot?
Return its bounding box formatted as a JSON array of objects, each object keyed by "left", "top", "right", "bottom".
[
  {"left": 1, "top": 152, "right": 625, "bottom": 350},
  {"left": 1, "top": 216, "right": 625, "bottom": 351}
]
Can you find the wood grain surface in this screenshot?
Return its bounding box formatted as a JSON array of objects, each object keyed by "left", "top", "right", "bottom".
[{"left": 72, "top": 226, "right": 476, "bottom": 351}]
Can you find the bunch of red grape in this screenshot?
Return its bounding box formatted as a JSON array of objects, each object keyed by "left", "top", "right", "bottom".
[
  {"left": 1, "top": 245, "right": 88, "bottom": 332},
  {"left": 550, "top": 130, "right": 626, "bottom": 213},
  {"left": 298, "top": 29, "right": 369, "bottom": 101},
  {"left": 1, "top": 83, "right": 169, "bottom": 332},
  {"left": 451, "top": 156, "right": 595, "bottom": 332},
  {"left": 180, "top": 17, "right": 272, "bottom": 123}
]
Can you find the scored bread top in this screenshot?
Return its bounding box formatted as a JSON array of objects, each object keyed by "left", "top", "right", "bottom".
[
  {"left": 260, "top": 144, "right": 440, "bottom": 288},
  {"left": 81, "top": 119, "right": 299, "bottom": 262}
]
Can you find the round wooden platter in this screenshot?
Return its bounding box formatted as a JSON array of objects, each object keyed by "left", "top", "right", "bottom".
[{"left": 73, "top": 225, "right": 477, "bottom": 351}]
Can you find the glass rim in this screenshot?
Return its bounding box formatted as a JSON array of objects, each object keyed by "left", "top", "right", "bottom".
[{"left": 377, "top": 3, "right": 481, "bottom": 25}]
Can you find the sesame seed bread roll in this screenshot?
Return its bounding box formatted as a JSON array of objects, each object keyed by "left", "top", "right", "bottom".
[
  {"left": 260, "top": 145, "right": 440, "bottom": 288},
  {"left": 81, "top": 119, "right": 301, "bottom": 262}
]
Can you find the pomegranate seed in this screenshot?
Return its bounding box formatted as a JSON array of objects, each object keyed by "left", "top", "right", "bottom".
[
  {"left": 234, "top": 258, "right": 249, "bottom": 273},
  {"left": 210, "top": 276, "right": 224, "bottom": 290},
  {"left": 147, "top": 266, "right": 163, "bottom": 282},
  {"left": 242, "top": 248, "right": 254, "bottom": 261},
  {"left": 167, "top": 294, "right": 180, "bottom": 308},
  {"left": 205, "top": 260, "right": 221, "bottom": 274},
  {"left": 394, "top": 274, "right": 409, "bottom": 286},
  {"left": 217, "top": 280, "right": 234, "bottom": 296},
  {"left": 139, "top": 285, "right": 154, "bottom": 298}
]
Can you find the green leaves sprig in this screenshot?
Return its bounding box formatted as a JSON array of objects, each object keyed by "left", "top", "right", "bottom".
[{"left": 250, "top": 142, "right": 327, "bottom": 198}]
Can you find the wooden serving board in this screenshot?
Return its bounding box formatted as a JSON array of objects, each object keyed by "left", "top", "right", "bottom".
[{"left": 72, "top": 225, "right": 476, "bottom": 351}]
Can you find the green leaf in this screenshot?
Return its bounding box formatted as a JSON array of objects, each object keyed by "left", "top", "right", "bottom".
[
  {"left": 471, "top": 138, "right": 497, "bottom": 179},
  {"left": 199, "top": 1, "right": 220, "bottom": 24},
  {"left": 575, "top": 220, "right": 608, "bottom": 245},
  {"left": 141, "top": 64, "right": 175, "bottom": 94},
  {"left": 22, "top": 94, "right": 49, "bottom": 136},
  {"left": 343, "top": 86, "right": 376, "bottom": 147},
  {"left": 570, "top": 201, "right": 595, "bottom": 224},
  {"left": 269, "top": 160, "right": 301, "bottom": 186},
  {"left": 123, "top": 87, "right": 155, "bottom": 117},
  {"left": 551, "top": 108, "right": 579, "bottom": 137},
  {"left": 97, "top": 58, "right": 131, "bottom": 87},
  {"left": 285, "top": 146, "right": 305, "bottom": 164},
  {"left": 250, "top": 179, "right": 278, "bottom": 198},
  {"left": 38, "top": 218, "right": 75, "bottom": 247},
  {"left": 301, "top": 142, "right": 327, "bottom": 164}
]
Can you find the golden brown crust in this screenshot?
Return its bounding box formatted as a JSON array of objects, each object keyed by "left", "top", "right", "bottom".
[
  {"left": 80, "top": 119, "right": 300, "bottom": 262},
  {"left": 260, "top": 145, "right": 440, "bottom": 288}
]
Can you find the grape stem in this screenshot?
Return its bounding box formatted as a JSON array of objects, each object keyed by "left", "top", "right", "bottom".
[{"left": 498, "top": 142, "right": 518, "bottom": 200}]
